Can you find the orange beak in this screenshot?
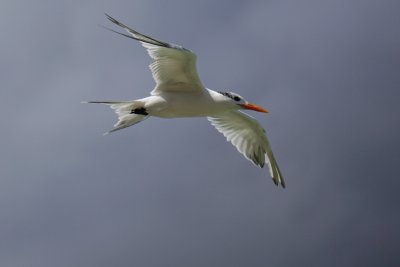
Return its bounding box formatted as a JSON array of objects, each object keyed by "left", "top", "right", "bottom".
[{"left": 239, "top": 103, "right": 269, "bottom": 113}]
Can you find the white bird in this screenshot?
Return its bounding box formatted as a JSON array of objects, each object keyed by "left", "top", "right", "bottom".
[{"left": 86, "top": 14, "right": 285, "bottom": 188}]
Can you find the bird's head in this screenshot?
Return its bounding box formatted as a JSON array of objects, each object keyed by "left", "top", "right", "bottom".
[{"left": 217, "top": 91, "right": 269, "bottom": 113}]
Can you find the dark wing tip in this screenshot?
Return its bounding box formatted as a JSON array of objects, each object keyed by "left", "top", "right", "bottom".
[
  {"left": 104, "top": 13, "right": 171, "bottom": 48},
  {"left": 103, "top": 13, "right": 194, "bottom": 54},
  {"left": 272, "top": 176, "right": 286, "bottom": 189},
  {"left": 104, "top": 13, "right": 133, "bottom": 31},
  {"left": 105, "top": 13, "right": 119, "bottom": 25}
]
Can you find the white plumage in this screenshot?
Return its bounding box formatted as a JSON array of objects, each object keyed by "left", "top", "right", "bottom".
[
  {"left": 86, "top": 14, "right": 285, "bottom": 188},
  {"left": 208, "top": 111, "right": 284, "bottom": 186}
]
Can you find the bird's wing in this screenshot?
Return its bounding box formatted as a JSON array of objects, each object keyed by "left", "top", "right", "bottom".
[
  {"left": 105, "top": 14, "right": 205, "bottom": 95},
  {"left": 208, "top": 111, "right": 285, "bottom": 187}
]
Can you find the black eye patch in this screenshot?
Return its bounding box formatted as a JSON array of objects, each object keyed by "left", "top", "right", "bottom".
[{"left": 233, "top": 96, "right": 241, "bottom": 101}]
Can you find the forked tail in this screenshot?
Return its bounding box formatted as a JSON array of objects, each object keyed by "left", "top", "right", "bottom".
[{"left": 83, "top": 101, "right": 148, "bottom": 134}]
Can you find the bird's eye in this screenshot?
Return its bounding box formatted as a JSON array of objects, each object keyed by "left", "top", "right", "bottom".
[{"left": 233, "top": 96, "right": 241, "bottom": 101}]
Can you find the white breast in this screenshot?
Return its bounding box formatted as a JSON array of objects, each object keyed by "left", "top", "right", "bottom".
[{"left": 143, "top": 89, "right": 236, "bottom": 118}]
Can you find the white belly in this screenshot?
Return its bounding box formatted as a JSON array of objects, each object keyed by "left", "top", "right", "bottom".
[{"left": 143, "top": 90, "right": 234, "bottom": 118}]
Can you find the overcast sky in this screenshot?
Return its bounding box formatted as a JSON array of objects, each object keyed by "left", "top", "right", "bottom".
[{"left": 1, "top": 0, "right": 400, "bottom": 266}]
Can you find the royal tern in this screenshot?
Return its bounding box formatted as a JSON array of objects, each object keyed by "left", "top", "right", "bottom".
[{"left": 85, "top": 14, "right": 285, "bottom": 188}]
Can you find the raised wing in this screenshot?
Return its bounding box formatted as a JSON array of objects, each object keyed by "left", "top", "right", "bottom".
[
  {"left": 105, "top": 14, "right": 205, "bottom": 95},
  {"left": 208, "top": 111, "right": 285, "bottom": 188}
]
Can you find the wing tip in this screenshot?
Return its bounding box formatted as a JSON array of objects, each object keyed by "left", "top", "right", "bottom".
[
  {"left": 272, "top": 171, "right": 286, "bottom": 188},
  {"left": 272, "top": 177, "right": 286, "bottom": 188},
  {"left": 104, "top": 13, "right": 118, "bottom": 25}
]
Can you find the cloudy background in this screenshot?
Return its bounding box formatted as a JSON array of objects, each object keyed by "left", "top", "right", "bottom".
[{"left": 1, "top": 0, "right": 399, "bottom": 266}]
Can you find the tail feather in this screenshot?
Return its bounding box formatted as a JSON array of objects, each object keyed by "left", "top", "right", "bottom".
[
  {"left": 84, "top": 101, "right": 148, "bottom": 134},
  {"left": 105, "top": 114, "right": 148, "bottom": 135}
]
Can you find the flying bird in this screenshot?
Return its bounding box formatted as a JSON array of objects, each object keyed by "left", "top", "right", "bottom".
[{"left": 85, "top": 14, "right": 285, "bottom": 188}]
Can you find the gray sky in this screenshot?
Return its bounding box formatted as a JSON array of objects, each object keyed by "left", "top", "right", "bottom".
[{"left": 1, "top": 0, "right": 399, "bottom": 266}]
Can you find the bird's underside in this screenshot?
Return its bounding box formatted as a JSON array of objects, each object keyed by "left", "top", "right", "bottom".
[{"left": 85, "top": 14, "right": 285, "bottom": 188}]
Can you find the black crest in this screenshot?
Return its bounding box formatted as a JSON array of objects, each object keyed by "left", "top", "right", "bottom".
[{"left": 218, "top": 91, "right": 242, "bottom": 102}]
